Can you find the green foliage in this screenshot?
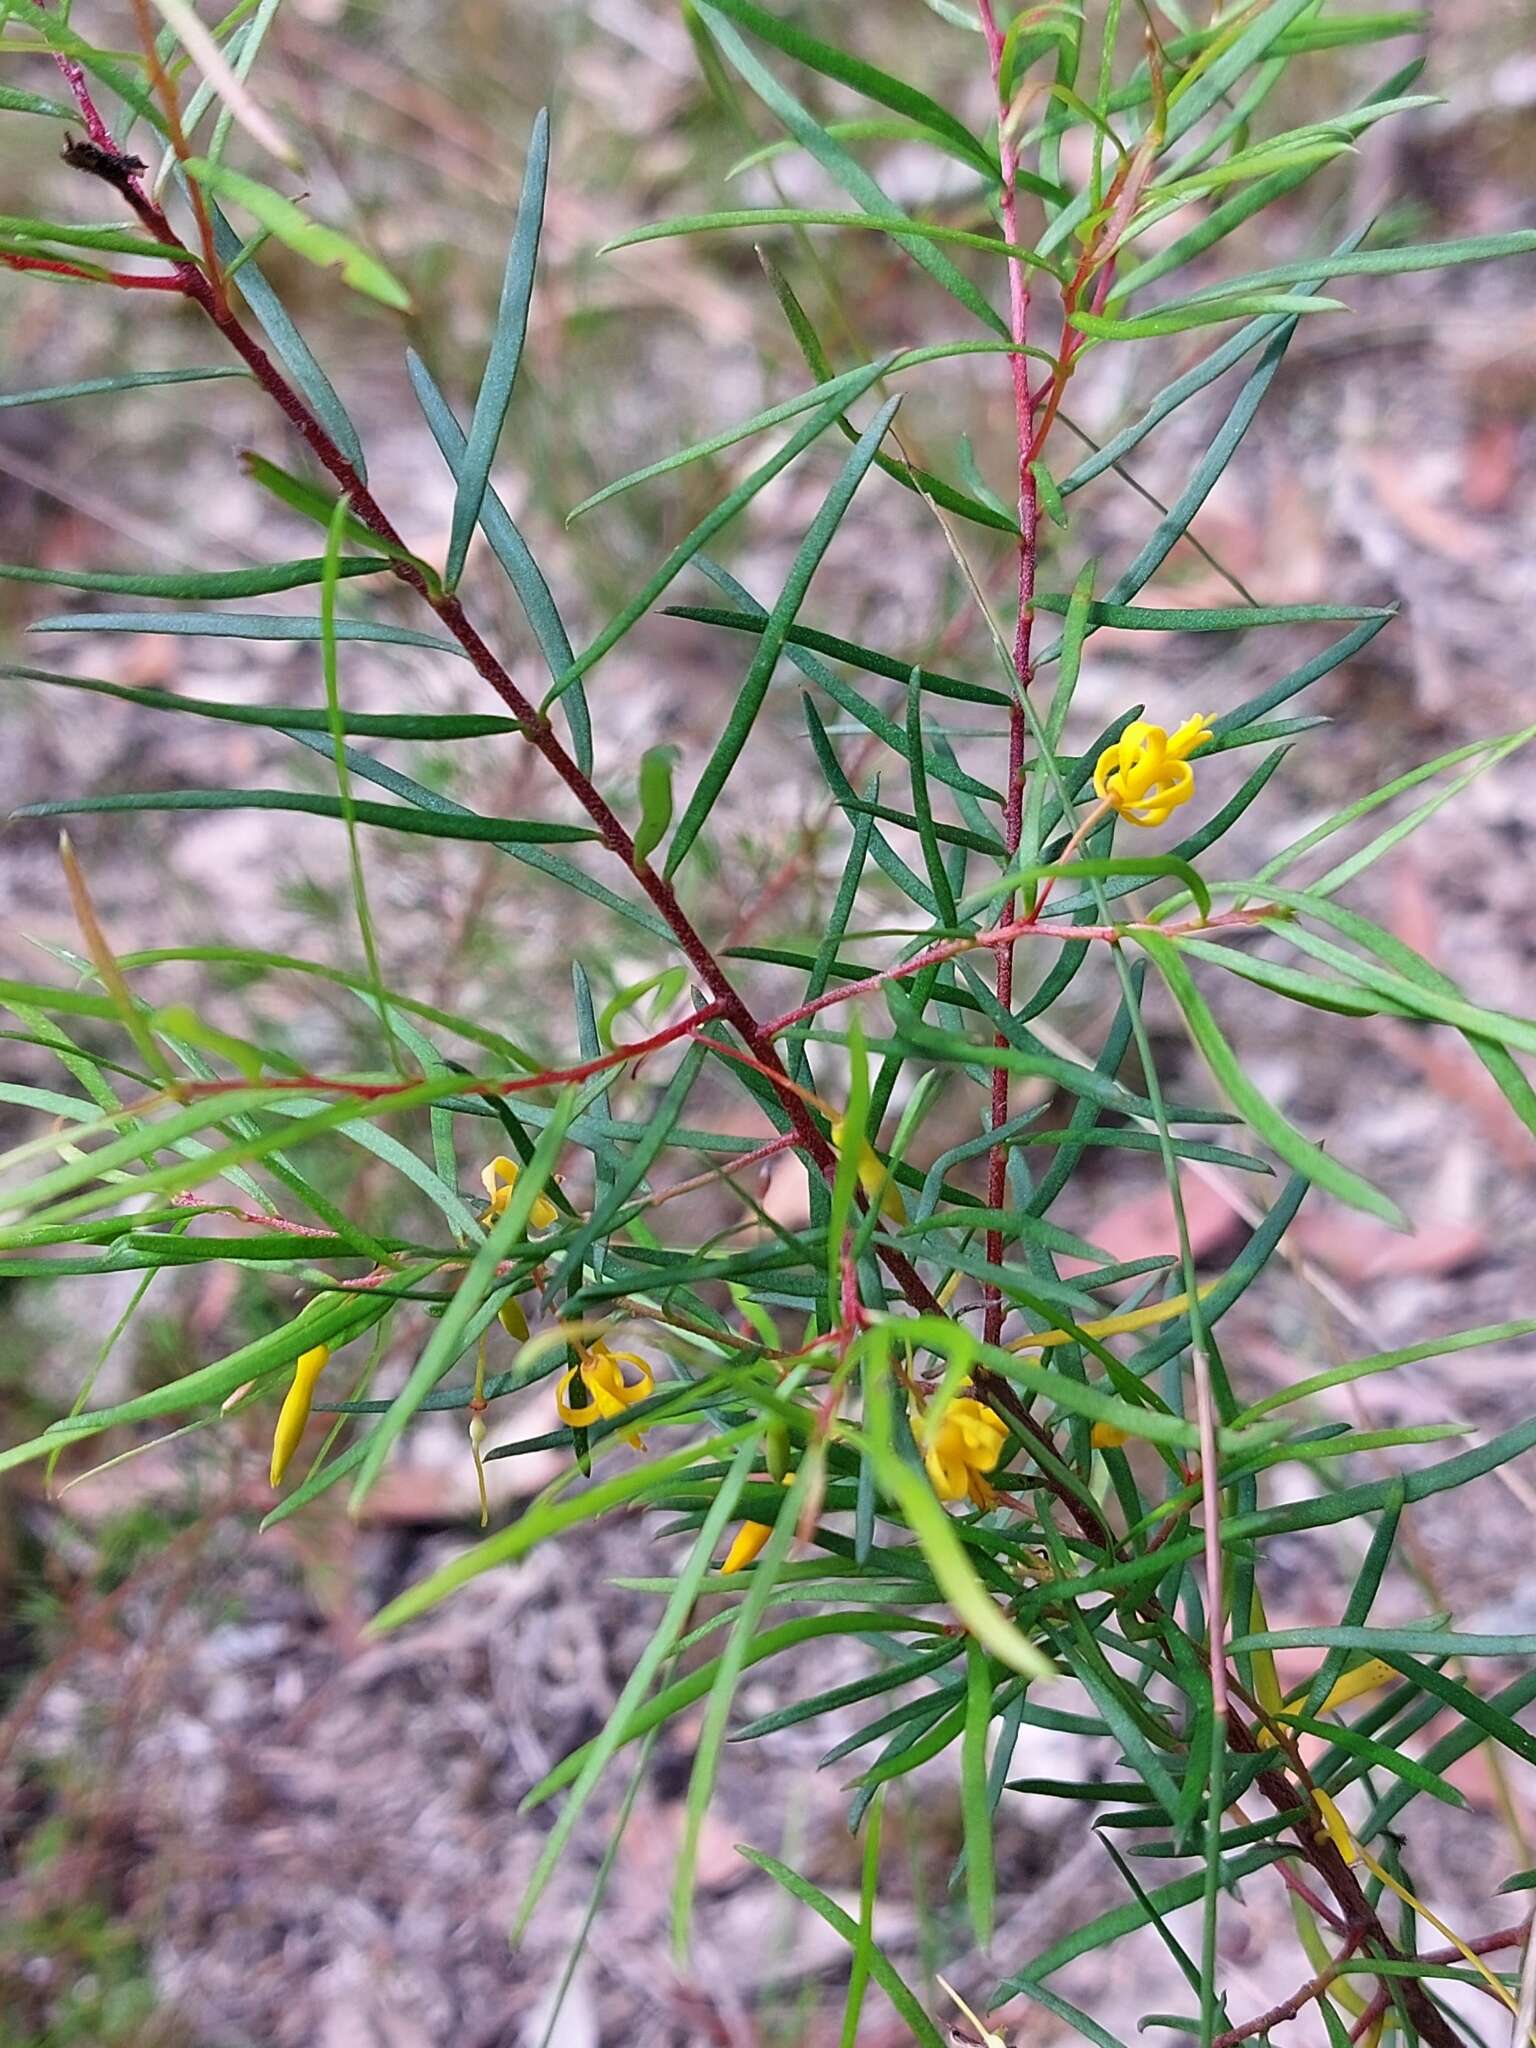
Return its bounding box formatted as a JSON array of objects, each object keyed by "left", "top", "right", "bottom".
[{"left": 2, "top": 5, "right": 1533, "bottom": 2046}]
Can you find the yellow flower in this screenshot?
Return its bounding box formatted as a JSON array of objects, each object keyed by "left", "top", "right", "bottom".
[
  {"left": 829, "top": 1114, "right": 907, "bottom": 1223},
  {"left": 919, "top": 1395, "right": 1008, "bottom": 1507},
  {"left": 722, "top": 1519, "right": 773, "bottom": 1573},
  {"left": 269, "top": 1343, "right": 330, "bottom": 1488},
  {"left": 1090, "top": 1420, "right": 1130, "bottom": 1450},
  {"left": 721, "top": 1475, "right": 788, "bottom": 1574},
  {"left": 556, "top": 1341, "right": 654, "bottom": 1447},
  {"left": 481, "top": 1155, "right": 560, "bottom": 1232},
  {"left": 1093, "top": 714, "right": 1213, "bottom": 828}
]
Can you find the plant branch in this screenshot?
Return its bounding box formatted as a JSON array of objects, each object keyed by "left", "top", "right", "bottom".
[
  {"left": 0, "top": 249, "right": 182, "bottom": 288},
  {"left": 976, "top": 0, "right": 1041, "bottom": 1346},
  {"left": 1213, "top": 1931, "right": 1366, "bottom": 2048}
]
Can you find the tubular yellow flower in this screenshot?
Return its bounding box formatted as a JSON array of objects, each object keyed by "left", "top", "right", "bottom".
[
  {"left": 919, "top": 1395, "right": 1008, "bottom": 1507},
  {"left": 721, "top": 1474, "right": 788, "bottom": 1574},
  {"left": 481, "top": 1155, "right": 560, "bottom": 1232},
  {"left": 722, "top": 1518, "right": 772, "bottom": 1573},
  {"left": 1093, "top": 714, "right": 1213, "bottom": 828},
  {"left": 269, "top": 1342, "right": 331, "bottom": 1488},
  {"left": 556, "top": 1341, "right": 654, "bottom": 1447}
]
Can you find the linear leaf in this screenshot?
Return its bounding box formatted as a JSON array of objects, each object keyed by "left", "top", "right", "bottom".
[
  {"left": 445, "top": 108, "right": 548, "bottom": 589},
  {"left": 1030, "top": 595, "right": 1391, "bottom": 632},
  {"left": 406, "top": 348, "right": 591, "bottom": 773},
  {"left": 280, "top": 730, "right": 673, "bottom": 942},
  {"left": 29, "top": 610, "right": 459, "bottom": 653},
  {"left": 739, "top": 1849, "right": 948, "bottom": 2048},
  {"left": 185, "top": 158, "right": 410, "bottom": 310},
  {"left": 207, "top": 199, "right": 367, "bottom": 477},
  {"left": 1069, "top": 292, "right": 1343, "bottom": 340},
  {"left": 692, "top": 4, "right": 1020, "bottom": 328},
  {"left": 543, "top": 361, "right": 888, "bottom": 711},
  {"left": 665, "top": 396, "right": 900, "bottom": 874},
  {"left": 0, "top": 556, "right": 389, "bottom": 601},
  {"left": 15, "top": 789, "right": 598, "bottom": 844},
  {"left": 602, "top": 207, "right": 1064, "bottom": 281},
  {"left": 698, "top": 0, "right": 994, "bottom": 176},
  {"left": 1188, "top": 230, "right": 1536, "bottom": 300},
  {"left": 0, "top": 367, "right": 249, "bottom": 409},
  {"left": 1136, "top": 932, "right": 1405, "bottom": 1226},
  {"left": 3, "top": 664, "right": 521, "bottom": 739}
]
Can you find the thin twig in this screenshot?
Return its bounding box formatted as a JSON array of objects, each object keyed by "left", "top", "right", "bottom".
[{"left": 1212, "top": 1930, "right": 1365, "bottom": 2048}]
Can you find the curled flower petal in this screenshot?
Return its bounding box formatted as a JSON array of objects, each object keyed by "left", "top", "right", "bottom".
[
  {"left": 556, "top": 1342, "right": 654, "bottom": 1448},
  {"left": 918, "top": 1395, "right": 1008, "bottom": 1504},
  {"left": 269, "top": 1342, "right": 331, "bottom": 1488},
  {"left": 1093, "top": 715, "right": 1211, "bottom": 828},
  {"left": 481, "top": 1155, "right": 560, "bottom": 1232}
]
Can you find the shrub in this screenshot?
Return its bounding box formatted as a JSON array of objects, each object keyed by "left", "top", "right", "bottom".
[{"left": 3, "top": 5, "right": 1535, "bottom": 2042}]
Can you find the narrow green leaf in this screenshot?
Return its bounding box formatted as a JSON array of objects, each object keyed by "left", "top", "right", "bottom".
[
  {"left": 602, "top": 206, "right": 1065, "bottom": 281},
  {"left": 0, "top": 555, "right": 389, "bottom": 600},
  {"left": 1136, "top": 931, "right": 1405, "bottom": 1227},
  {"left": 1030, "top": 595, "right": 1391, "bottom": 632},
  {"left": 280, "top": 730, "right": 674, "bottom": 943},
  {"left": 962, "top": 1642, "right": 996, "bottom": 1945},
  {"left": 2, "top": 664, "right": 521, "bottom": 740},
  {"left": 738, "top": 1849, "right": 948, "bottom": 2048},
  {"left": 349, "top": 1095, "right": 575, "bottom": 1510},
  {"left": 16, "top": 789, "right": 598, "bottom": 845},
  {"left": 692, "top": 4, "right": 1021, "bottom": 328},
  {"left": 206, "top": 198, "right": 367, "bottom": 477},
  {"left": 0, "top": 367, "right": 249, "bottom": 409},
  {"left": 0, "top": 214, "right": 190, "bottom": 260},
  {"left": 0, "top": 82, "right": 75, "bottom": 121},
  {"left": 840, "top": 1786, "right": 884, "bottom": 2048},
  {"left": 515, "top": 1433, "right": 763, "bottom": 1937},
  {"left": 674, "top": 1455, "right": 817, "bottom": 1957},
  {"left": 992, "top": 1847, "right": 1288, "bottom": 1991},
  {"left": 29, "top": 610, "right": 459, "bottom": 654},
  {"left": 665, "top": 395, "right": 900, "bottom": 875},
  {"left": 544, "top": 361, "right": 888, "bottom": 712},
  {"left": 1069, "top": 292, "right": 1343, "bottom": 340},
  {"left": 445, "top": 108, "right": 548, "bottom": 589},
  {"left": 240, "top": 451, "right": 438, "bottom": 583},
  {"left": 632, "top": 745, "right": 678, "bottom": 866},
  {"left": 1189, "top": 230, "right": 1536, "bottom": 299},
  {"left": 184, "top": 157, "right": 411, "bottom": 310},
  {"left": 406, "top": 348, "right": 591, "bottom": 774},
  {"left": 697, "top": 0, "right": 995, "bottom": 176}
]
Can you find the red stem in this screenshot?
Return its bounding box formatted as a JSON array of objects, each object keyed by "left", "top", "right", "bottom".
[
  {"left": 977, "top": 0, "right": 1040, "bottom": 1345},
  {"left": 0, "top": 250, "right": 181, "bottom": 289}
]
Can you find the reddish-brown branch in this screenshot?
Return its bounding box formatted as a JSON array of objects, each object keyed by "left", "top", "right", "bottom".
[
  {"left": 171, "top": 1005, "right": 730, "bottom": 1106},
  {"left": 1213, "top": 1933, "right": 1366, "bottom": 2048},
  {"left": 976, "top": 0, "right": 1040, "bottom": 1346},
  {"left": 0, "top": 249, "right": 181, "bottom": 289},
  {"left": 126, "top": 0, "right": 225, "bottom": 310}
]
